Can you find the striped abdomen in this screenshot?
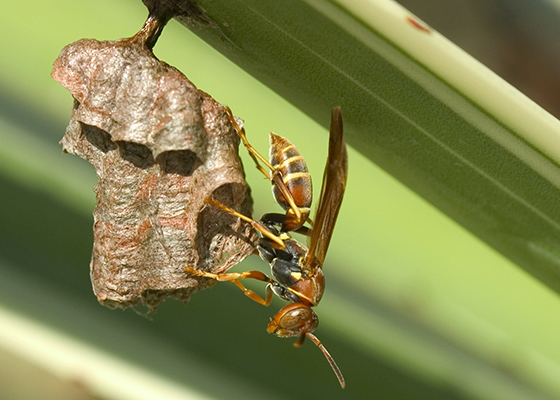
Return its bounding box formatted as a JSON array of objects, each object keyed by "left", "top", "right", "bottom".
[{"left": 269, "top": 132, "right": 312, "bottom": 227}]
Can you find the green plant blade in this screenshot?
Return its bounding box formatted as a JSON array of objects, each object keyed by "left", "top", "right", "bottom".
[{"left": 183, "top": 0, "right": 560, "bottom": 294}]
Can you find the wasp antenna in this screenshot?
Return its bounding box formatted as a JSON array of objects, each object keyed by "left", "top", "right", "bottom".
[{"left": 305, "top": 332, "right": 346, "bottom": 389}]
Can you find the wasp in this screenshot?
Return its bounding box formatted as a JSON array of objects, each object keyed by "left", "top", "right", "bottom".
[{"left": 185, "top": 107, "right": 348, "bottom": 388}]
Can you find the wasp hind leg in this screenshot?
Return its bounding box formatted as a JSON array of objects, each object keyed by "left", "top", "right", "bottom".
[
  {"left": 225, "top": 106, "right": 273, "bottom": 179},
  {"left": 225, "top": 107, "right": 305, "bottom": 227}
]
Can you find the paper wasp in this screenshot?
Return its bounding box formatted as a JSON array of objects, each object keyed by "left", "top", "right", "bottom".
[{"left": 185, "top": 107, "right": 348, "bottom": 388}]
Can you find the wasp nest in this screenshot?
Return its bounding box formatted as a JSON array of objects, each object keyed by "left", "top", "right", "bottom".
[{"left": 52, "top": 13, "right": 255, "bottom": 311}]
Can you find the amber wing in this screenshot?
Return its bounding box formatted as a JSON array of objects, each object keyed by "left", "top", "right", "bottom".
[{"left": 304, "top": 107, "right": 348, "bottom": 267}]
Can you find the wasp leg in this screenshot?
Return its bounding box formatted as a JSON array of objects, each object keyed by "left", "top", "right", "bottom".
[
  {"left": 231, "top": 279, "right": 273, "bottom": 306},
  {"left": 204, "top": 198, "right": 285, "bottom": 249},
  {"left": 270, "top": 169, "right": 303, "bottom": 226},
  {"left": 184, "top": 263, "right": 274, "bottom": 306},
  {"left": 225, "top": 106, "right": 273, "bottom": 179},
  {"left": 225, "top": 107, "right": 304, "bottom": 227},
  {"left": 261, "top": 213, "right": 312, "bottom": 236},
  {"left": 294, "top": 225, "right": 312, "bottom": 237}
]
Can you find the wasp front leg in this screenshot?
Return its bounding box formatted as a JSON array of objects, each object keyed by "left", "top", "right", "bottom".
[
  {"left": 184, "top": 198, "right": 285, "bottom": 306},
  {"left": 184, "top": 261, "right": 274, "bottom": 306}
]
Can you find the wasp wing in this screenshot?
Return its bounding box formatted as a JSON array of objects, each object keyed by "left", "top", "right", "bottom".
[{"left": 304, "top": 107, "right": 348, "bottom": 267}]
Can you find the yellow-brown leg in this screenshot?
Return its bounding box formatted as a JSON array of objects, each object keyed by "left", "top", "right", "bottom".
[
  {"left": 231, "top": 279, "right": 273, "bottom": 306},
  {"left": 225, "top": 106, "right": 273, "bottom": 179},
  {"left": 269, "top": 170, "right": 303, "bottom": 224},
  {"left": 225, "top": 107, "right": 305, "bottom": 227},
  {"left": 204, "top": 198, "right": 286, "bottom": 249},
  {"left": 184, "top": 263, "right": 274, "bottom": 306}
]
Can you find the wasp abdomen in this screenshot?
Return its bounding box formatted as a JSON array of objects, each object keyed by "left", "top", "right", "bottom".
[{"left": 269, "top": 133, "right": 312, "bottom": 216}]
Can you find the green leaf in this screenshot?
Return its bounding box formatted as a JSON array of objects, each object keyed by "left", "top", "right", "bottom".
[{"left": 184, "top": 0, "right": 560, "bottom": 294}]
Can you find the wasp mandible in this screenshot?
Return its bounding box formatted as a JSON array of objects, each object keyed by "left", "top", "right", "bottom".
[{"left": 185, "top": 107, "right": 348, "bottom": 388}]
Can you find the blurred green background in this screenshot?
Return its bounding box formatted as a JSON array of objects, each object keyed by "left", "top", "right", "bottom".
[{"left": 1, "top": 0, "right": 560, "bottom": 399}]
